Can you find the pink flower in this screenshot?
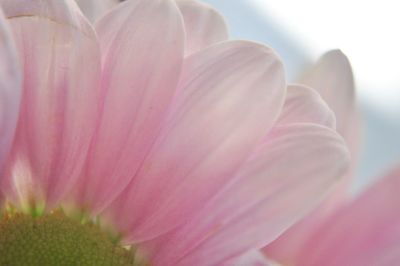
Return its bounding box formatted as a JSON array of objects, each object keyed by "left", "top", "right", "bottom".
[
  {"left": 262, "top": 51, "right": 400, "bottom": 265},
  {"left": 0, "top": 0, "right": 349, "bottom": 265}
]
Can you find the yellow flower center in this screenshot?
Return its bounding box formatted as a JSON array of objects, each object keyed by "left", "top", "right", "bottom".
[{"left": 0, "top": 210, "right": 145, "bottom": 265}]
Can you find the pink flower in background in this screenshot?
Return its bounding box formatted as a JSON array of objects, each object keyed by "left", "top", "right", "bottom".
[
  {"left": 0, "top": 0, "right": 349, "bottom": 265},
  {"left": 295, "top": 166, "right": 400, "bottom": 266},
  {"left": 264, "top": 164, "right": 400, "bottom": 266}
]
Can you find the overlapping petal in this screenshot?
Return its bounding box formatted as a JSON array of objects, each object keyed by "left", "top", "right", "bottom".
[
  {"left": 265, "top": 50, "right": 359, "bottom": 263},
  {"left": 296, "top": 166, "right": 400, "bottom": 266},
  {"left": 301, "top": 50, "right": 360, "bottom": 180},
  {"left": 75, "top": 0, "right": 228, "bottom": 56},
  {"left": 300, "top": 50, "right": 355, "bottom": 135},
  {"left": 142, "top": 124, "right": 349, "bottom": 266},
  {"left": 0, "top": 8, "right": 21, "bottom": 171},
  {"left": 104, "top": 40, "right": 286, "bottom": 243},
  {"left": 72, "top": 0, "right": 185, "bottom": 212},
  {"left": 75, "top": 0, "right": 119, "bottom": 22},
  {"left": 223, "top": 250, "right": 272, "bottom": 266},
  {"left": 277, "top": 84, "right": 335, "bottom": 129},
  {"left": 0, "top": 0, "right": 102, "bottom": 210},
  {"left": 300, "top": 50, "right": 360, "bottom": 178},
  {"left": 176, "top": 0, "right": 229, "bottom": 55}
]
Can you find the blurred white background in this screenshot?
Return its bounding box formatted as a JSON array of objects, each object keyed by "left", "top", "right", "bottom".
[{"left": 203, "top": 0, "right": 400, "bottom": 191}]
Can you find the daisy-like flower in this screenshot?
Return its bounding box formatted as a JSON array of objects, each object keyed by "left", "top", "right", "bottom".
[{"left": 0, "top": 0, "right": 349, "bottom": 265}]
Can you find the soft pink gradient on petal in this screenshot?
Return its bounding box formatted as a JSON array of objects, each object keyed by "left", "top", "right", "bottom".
[
  {"left": 72, "top": 0, "right": 185, "bottom": 213},
  {"left": 176, "top": 0, "right": 229, "bottom": 55},
  {"left": 300, "top": 50, "right": 361, "bottom": 190},
  {"left": 223, "top": 250, "right": 274, "bottom": 266},
  {"left": 301, "top": 50, "right": 361, "bottom": 184},
  {"left": 0, "top": 0, "right": 102, "bottom": 210},
  {"left": 265, "top": 50, "right": 359, "bottom": 264},
  {"left": 0, "top": 9, "right": 21, "bottom": 172},
  {"left": 296, "top": 166, "right": 400, "bottom": 266},
  {"left": 75, "top": 0, "right": 119, "bottom": 22},
  {"left": 104, "top": 40, "right": 286, "bottom": 243},
  {"left": 277, "top": 84, "right": 335, "bottom": 129},
  {"left": 301, "top": 50, "right": 355, "bottom": 136},
  {"left": 141, "top": 124, "right": 349, "bottom": 266}
]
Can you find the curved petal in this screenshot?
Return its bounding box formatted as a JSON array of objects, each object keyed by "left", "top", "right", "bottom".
[
  {"left": 72, "top": 0, "right": 185, "bottom": 212},
  {"left": 176, "top": 0, "right": 229, "bottom": 55},
  {"left": 104, "top": 40, "right": 286, "bottom": 243},
  {"left": 266, "top": 50, "right": 360, "bottom": 264},
  {"left": 277, "top": 84, "right": 335, "bottom": 129},
  {"left": 0, "top": 0, "right": 102, "bottom": 210},
  {"left": 142, "top": 124, "right": 349, "bottom": 266},
  {"left": 300, "top": 50, "right": 355, "bottom": 134},
  {"left": 300, "top": 50, "right": 361, "bottom": 175},
  {"left": 222, "top": 250, "right": 273, "bottom": 266},
  {"left": 296, "top": 166, "right": 400, "bottom": 266},
  {"left": 75, "top": 0, "right": 119, "bottom": 22},
  {"left": 0, "top": 9, "right": 21, "bottom": 172},
  {"left": 263, "top": 206, "right": 330, "bottom": 266}
]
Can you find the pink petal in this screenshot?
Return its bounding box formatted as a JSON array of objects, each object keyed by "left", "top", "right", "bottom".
[
  {"left": 300, "top": 50, "right": 355, "bottom": 134},
  {"left": 222, "top": 251, "right": 273, "bottom": 266},
  {"left": 296, "top": 166, "right": 400, "bottom": 266},
  {"left": 176, "top": 0, "right": 229, "bottom": 55},
  {"left": 0, "top": 9, "right": 21, "bottom": 171},
  {"left": 263, "top": 206, "right": 327, "bottom": 266},
  {"left": 72, "top": 0, "right": 185, "bottom": 212},
  {"left": 75, "top": 0, "right": 119, "bottom": 22},
  {"left": 0, "top": 0, "right": 102, "bottom": 210},
  {"left": 142, "top": 124, "right": 349, "bottom": 266},
  {"left": 277, "top": 84, "right": 335, "bottom": 129},
  {"left": 104, "top": 41, "right": 286, "bottom": 243},
  {"left": 265, "top": 51, "right": 361, "bottom": 264},
  {"left": 300, "top": 50, "right": 361, "bottom": 177}
]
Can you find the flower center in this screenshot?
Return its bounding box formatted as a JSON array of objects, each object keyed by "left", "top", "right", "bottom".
[{"left": 0, "top": 210, "right": 144, "bottom": 265}]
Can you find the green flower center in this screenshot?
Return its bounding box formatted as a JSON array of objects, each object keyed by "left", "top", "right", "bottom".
[{"left": 0, "top": 210, "right": 146, "bottom": 266}]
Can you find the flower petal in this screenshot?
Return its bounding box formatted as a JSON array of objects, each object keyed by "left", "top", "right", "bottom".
[
  {"left": 296, "top": 166, "right": 400, "bottom": 266},
  {"left": 0, "top": 9, "right": 21, "bottom": 171},
  {"left": 222, "top": 250, "right": 273, "bottom": 266},
  {"left": 277, "top": 84, "right": 335, "bottom": 129},
  {"left": 75, "top": 0, "right": 119, "bottom": 22},
  {"left": 105, "top": 40, "right": 286, "bottom": 243},
  {"left": 0, "top": 0, "right": 102, "bottom": 210},
  {"left": 266, "top": 51, "right": 360, "bottom": 264},
  {"left": 142, "top": 124, "right": 349, "bottom": 266},
  {"left": 300, "top": 50, "right": 355, "bottom": 134},
  {"left": 73, "top": 0, "right": 185, "bottom": 212},
  {"left": 300, "top": 50, "right": 361, "bottom": 171},
  {"left": 176, "top": 0, "right": 229, "bottom": 55}
]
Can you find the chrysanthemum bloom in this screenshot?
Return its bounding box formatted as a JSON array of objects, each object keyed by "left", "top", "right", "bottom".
[
  {"left": 0, "top": 0, "right": 349, "bottom": 265},
  {"left": 260, "top": 51, "right": 400, "bottom": 265}
]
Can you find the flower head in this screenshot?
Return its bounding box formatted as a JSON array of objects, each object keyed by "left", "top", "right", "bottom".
[{"left": 0, "top": 0, "right": 349, "bottom": 265}]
